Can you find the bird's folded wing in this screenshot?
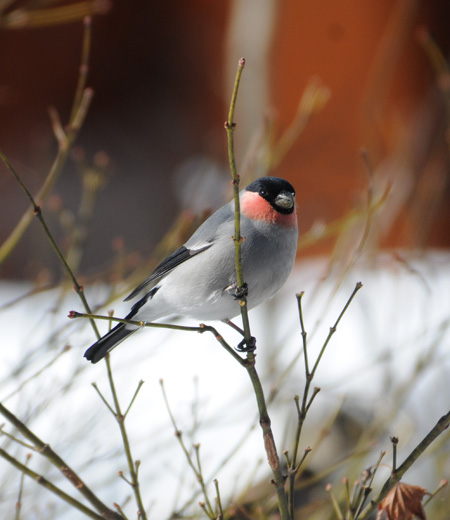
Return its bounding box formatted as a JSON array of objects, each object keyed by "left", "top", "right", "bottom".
[{"left": 124, "top": 242, "right": 213, "bottom": 301}]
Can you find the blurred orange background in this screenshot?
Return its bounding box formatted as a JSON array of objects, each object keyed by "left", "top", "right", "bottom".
[{"left": 0, "top": 0, "right": 448, "bottom": 280}]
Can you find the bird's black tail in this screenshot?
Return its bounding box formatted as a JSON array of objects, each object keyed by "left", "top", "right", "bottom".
[
  {"left": 84, "top": 288, "right": 157, "bottom": 363},
  {"left": 84, "top": 323, "right": 137, "bottom": 363}
]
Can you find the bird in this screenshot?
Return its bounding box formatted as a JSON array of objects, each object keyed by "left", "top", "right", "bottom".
[{"left": 84, "top": 176, "right": 298, "bottom": 363}]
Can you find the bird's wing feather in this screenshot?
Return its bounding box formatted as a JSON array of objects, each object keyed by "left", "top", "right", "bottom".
[
  {"left": 125, "top": 200, "right": 235, "bottom": 302},
  {"left": 124, "top": 242, "right": 213, "bottom": 301}
]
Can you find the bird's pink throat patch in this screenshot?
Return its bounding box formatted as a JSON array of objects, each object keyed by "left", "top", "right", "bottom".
[{"left": 241, "top": 191, "right": 297, "bottom": 228}]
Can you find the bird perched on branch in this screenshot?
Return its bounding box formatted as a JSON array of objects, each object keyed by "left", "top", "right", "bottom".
[{"left": 84, "top": 176, "right": 298, "bottom": 363}]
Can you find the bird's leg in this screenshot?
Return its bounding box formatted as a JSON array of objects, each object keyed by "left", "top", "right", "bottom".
[{"left": 222, "top": 319, "right": 257, "bottom": 352}]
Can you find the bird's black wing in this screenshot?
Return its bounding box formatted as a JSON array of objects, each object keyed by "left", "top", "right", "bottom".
[{"left": 124, "top": 242, "right": 213, "bottom": 301}]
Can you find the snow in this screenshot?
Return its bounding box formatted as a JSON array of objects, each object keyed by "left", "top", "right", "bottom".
[{"left": 0, "top": 251, "right": 449, "bottom": 518}]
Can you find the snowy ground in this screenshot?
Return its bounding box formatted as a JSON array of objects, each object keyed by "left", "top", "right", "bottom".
[{"left": 0, "top": 251, "right": 449, "bottom": 518}]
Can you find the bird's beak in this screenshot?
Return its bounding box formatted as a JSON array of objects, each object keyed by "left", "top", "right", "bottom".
[{"left": 275, "top": 190, "right": 295, "bottom": 209}]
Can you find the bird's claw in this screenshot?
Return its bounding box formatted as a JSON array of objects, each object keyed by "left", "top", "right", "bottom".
[
  {"left": 233, "top": 282, "right": 248, "bottom": 300},
  {"left": 235, "top": 336, "right": 256, "bottom": 352},
  {"left": 225, "top": 282, "right": 248, "bottom": 300}
]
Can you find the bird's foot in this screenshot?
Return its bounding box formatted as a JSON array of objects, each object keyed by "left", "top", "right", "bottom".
[
  {"left": 235, "top": 336, "right": 256, "bottom": 352},
  {"left": 233, "top": 282, "right": 248, "bottom": 300},
  {"left": 225, "top": 282, "right": 248, "bottom": 300}
]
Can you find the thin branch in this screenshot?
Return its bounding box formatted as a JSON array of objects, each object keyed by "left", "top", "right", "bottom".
[
  {"left": 423, "top": 479, "right": 448, "bottom": 507},
  {"left": 70, "top": 16, "right": 92, "bottom": 125},
  {"left": 124, "top": 380, "right": 145, "bottom": 419},
  {"left": 298, "top": 184, "right": 390, "bottom": 250},
  {"left": 160, "top": 380, "right": 215, "bottom": 518},
  {"left": 0, "top": 151, "right": 100, "bottom": 339},
  {"left": 287, "top": 283, "right": 363, "bottom": 519},
  {"left": 311, "top": 282, "right": 363, "bottom": 378},
  {"left": 14, "top": 453, "right": 31, "bottom": 520},
  {"left": 225, "top": 56, "right": 246, "bottom": 288},
  {"left": 214, "top": 479, "right": 224, "bottom": 520},
  {"left": 391, "top": 436, "right": 399, "bottom": 473},
  {"left": 0, "top": 448, "right": 107, "bottom": 520},
  {"left": 269, "top": 77, "right": 330, "bottom": 171},
  {"left": 297, "top": 291, "right": 309, "bottom": 374},
  {"left": 113, "top": 502, "right": 130, "bottom": 520},
  {"left": 1, "top": 2, "right": 110, "bottom": 29},
  {"left": 91, "top": 382, "right": 116, "bottom": 415},
  {"left": 0, "top": 402, "right": 123, "bottom": 519},
  {"left": 224, "top": 57, "right": 253, "bottom": 349},
  {"left": 358, "top": 410, "right": 450, "bottom": 518},
  {"left": 104, "top": 356, "right": 148, "bottom": 520},
  {"left": 326, "top": 484, "right": 344, "bottom": 520},
  {"left": 70, "top": 311, "right": 246, "bottom": 366},
  {"left": 243, "top": 359, "right": 291, "bottom": 520},
  {"left": 353, "top": 452, "right": 385, "bottom": 517},
  {"left": 223, "top": 57, "right": 291, "bottom": 520},
  {"left": 417, "top": 28, "right": 450, "bottom": 141},
  {"left": 0, "top": 428, "right": 36, "bottom": 452},
  {"left": 2, "top": 345, "right": 70, "bottom": 402},
  {"left": 0, "top": 15, "right": 94, "bottom": 267}
]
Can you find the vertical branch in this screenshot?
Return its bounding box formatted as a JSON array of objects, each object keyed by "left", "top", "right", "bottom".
[
  {"left": 224, "top": 58, "right": 290, "bottom": 520},
  {"left": 14, "top": 453, "right": 31, "bottom": 520},
  {"left": 160, "top": 380, "right": 215, "bottom": 518},
  {"left": 244, "top": 363, "right": 291, "bottom": 520},
  {"left": 224, "top": 57, "right": 252, "bottom": 345},
  {"left": 104, "top": 356, "right": 148, "bottom": 520},
  {"left": 287, "top": 283, "right": 363, "bottom": 519},
  {"left": 70, "top": 16, "right": 92, "bottom": 125}
]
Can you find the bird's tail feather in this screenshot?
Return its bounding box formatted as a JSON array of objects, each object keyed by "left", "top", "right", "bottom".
[{"left": 84, "top": 323, "right": 137, "bottom": 364}]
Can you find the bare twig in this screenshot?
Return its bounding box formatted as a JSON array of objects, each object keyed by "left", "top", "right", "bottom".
[
  {"left": 353, "top": 451, "right": 386, "bottom": 517},
  {"left": 0, "top": 447, "right": 105, "bottom": 520},
  {"left": 14, "top": 452, "right": 31, "bottom": 520},
  {"left": 1, "top": 2, "right": 110, "bottom": 29},
  {"left": 0, "top": 16, "right": 94, "bottom": 266},
  {"left": 70, "top": 311, "right": 246, "bottom": 366},
  {"left": 225, "top": 56, "right": 253, "bottom": 348},
  {"left": 287, "top": 283, "right": 363, "bottom": 519},
  {"left": 2, "top": 345, "right": 70, "bottom": 402},
  {"left": 0, "top": 26, "right": 137, "bottom": 517},
  {"left": 269, "top": 77, "right": 330, "bottom": 171},
  {"left": 310, "top": 282, "right": 363, "bottom": 378},
  {"left": 224, "top": 57, "right": 290, "bottom": 520},
  {"left": 423, "top": 479, "right": 448, "bottom": 508},
  {"left": 160, "top": 380, "right": 215, "bottom": 518},
  {"left": 102, "top": 356, "right": 148, "bottom": 520},
  {"left": 0, "top": 151, "right": 100, "bottom": 339},
  {"left": 124, "top": 380, "right": 145, "bottom": 419},
  {"left": 357, "top": 410, "right": 450, "bottom": 518},
  {"left": 214, "top": 479, "right": 224, "bottom": 520},
  {"left": 0, "top": 402, "right": 122, "bottom": 519},
  {"left": 326, "top": 483, "right": 344, "bottom": 520}
]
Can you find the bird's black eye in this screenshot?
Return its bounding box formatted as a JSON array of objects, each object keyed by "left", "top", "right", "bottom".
[{"left": 259, "top": 189, "right": 267, "bottom": 196}]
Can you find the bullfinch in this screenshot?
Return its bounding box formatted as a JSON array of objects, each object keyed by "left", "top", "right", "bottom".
[{"left": 84, "top": 176, "right": 298, "bottom": 363}]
